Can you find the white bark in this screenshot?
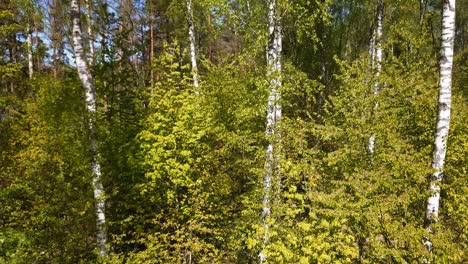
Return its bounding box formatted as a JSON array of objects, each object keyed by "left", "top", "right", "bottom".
[
  {"left": 260, "top": 0, "right": 281, "bottom": 262},
  {"left": 71, "top": 0, "right": 107, "bottom": 257},
  {"left": 186, "top": 0, "right": 199, "bottom": 90},
  {"left": 368, "top": 0, "right": 383, "bottom": 155},
  {"left": 425, "top": 0, "right": 456, "bottom": 230},
  {"left": 369, "top": 29, "right": 376, "bottom": 68},
  {"left": 27, "top": 22, "right": 34, "bottom": 79},
  {"left": 86, "top": 0, "right": 95, "bottom": 65}
]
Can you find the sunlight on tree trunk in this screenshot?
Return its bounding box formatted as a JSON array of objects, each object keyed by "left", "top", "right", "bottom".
[
  {"left": 260, "top": 0, "right": 282, "bottom": 262},
  {"left": 86, "top": 0, "right": 95, "bottom": 66},
  {"left": 368, "top": 0, "right": 383, "bottom": 155},
  {"left": 425, "top": 0, "right": 456, "bottom": 236},
  {"left": 186, "top": 0, "right": 199, "bottom": 91},
  {"left": 71, "top": 0, "right": 107, "bottom": 257},
  {"left": 27, "top": 22, "right": 33, "bottom": 79}
]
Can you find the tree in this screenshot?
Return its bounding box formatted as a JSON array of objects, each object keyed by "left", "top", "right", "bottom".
[
  {"left": 48, "top": 0, "right": 66, "bottom": 78},
  {"left": 368, "top": 0, "right": 383, "bottom": 155},
  {"left": 186, "top": 0, "right": 199, "bottom": 90},
  {"left": 1, "top": 0, "right": 467, "bottom": 262},
  {"left": 27, "top": 17, "right": 33, "bottom": 79},
  {"left": 260, "top": 0, "right": 282, "bottom": 262},
  {"left": 86, "top": 0, "right": 95, "bottom": 66},
  {"left": 425, "top": 0, "right": 456, "bottom": 238},
  {"left": 70, "top": 0, "right": 107, "bottom": 257}
]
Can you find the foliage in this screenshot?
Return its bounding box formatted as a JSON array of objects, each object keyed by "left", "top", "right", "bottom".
[
  {"left": 0, "top": 0, "right": 467, "bottom": 262},
  {"left": 1, "top": 73, "right": 97, "bottom": 263}
]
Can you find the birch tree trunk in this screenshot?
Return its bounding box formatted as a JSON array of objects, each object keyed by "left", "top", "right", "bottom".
[
  {"left": 86, "top": 0, "right": 95, "bottom": 66},
  {"left": 425, "top": 0, "right": 456, "bottom": 232},
  {"left": 369, "top": 29, "right": 376, "bottom": 68},
  {"left": 71, "top": 0, "right": 107, "bottom": 257},
  {"left": 368, "top": 0, "right": 383, "bottom": 155},
  {"left": 27, "top": 22, "right": 34, "bottom": 79},
  {"left": 260, "top": 0, "right": 281, "bottom": 262},
  {"left": 186, "top": 0, "right": 199, "bottom": 90}
]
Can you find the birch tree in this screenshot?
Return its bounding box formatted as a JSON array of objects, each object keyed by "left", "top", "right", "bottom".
[
  {"left": 86, "top": 0, "right": 95, "bottom": 65},
  {"left": 260, "top": 0, "right": 282, "bottom": 262},
  {"left": 368, "top": 0, "right": 383, "bottom": 155},
  {"left": 425, "top": 0, "right": 456, "bottom": 232},
  {"left": 71, "top": 0, "right": 107, "bottom": 257},
  {"left": 186, "top": 0, "right": 199, "bottom": 90},
  {"left": 27, "top": 21, "right": 33, "bottom": 79}
]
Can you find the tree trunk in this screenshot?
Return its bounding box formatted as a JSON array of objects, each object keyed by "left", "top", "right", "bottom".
[
  {"left": 71, "top": 0, "right": 108, "bottom": 257},
  {"left": 50, "top": 0, "right": 64, "bottom": 78},
  {"left": 186, "top": 0, "right": 199, "bottom": 90},
  {"left": 419, "top": 0, "right": 426, "bottom": 23},
  {"left": 33, "top": 13, "right": 40, "bottom": 72},
  {"left": 260, "top": 0, "right": 282, "bottom": 262},
  {"left": 149, "top": 5, "right": 154, "bottom": 85},
  {"left": 369, "top": 28, "right": 376, "bottom": 68},
  {"left": 425, "top": 0, "right": 456, "bottom": 232},
  {"left": 27, "top": 22, "right": 34, "bottom": 79},
  {"left": 368, "top": 0, "right": 383, "bottom": 155},
  {"left": 86, "top": 0, "right": 95, "bottom": 66}
]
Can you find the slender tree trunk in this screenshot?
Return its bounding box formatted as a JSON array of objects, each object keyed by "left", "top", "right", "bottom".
[
  {"left": 425, "top": 0, "right": 456, "bottom": 233},
  {"left": 368, "top": 0, "right": 383, "bottom": 155},
  {"left": 369, "top": 28, "right": 376, "bottom": 68},
  {"left": 50, "top": 0, "right": 64, "bottom": 78},
  {"left": 52, "top": 47, "right": 57, "bottom": 78},
  {"left": 32, "top": 11, "right": 40, "bottom": 72},
  {"left": 71, "top": 0, "right": 108, "bottom": 257},
  {"left": 317, "top": 18, "right": 330, "bottom": 120},
  {"left": 260, "top": 0, "right": 282, "bottom": 262},
  {"left": 27, "top": 22, "right": 34, "bottom": 79},
  {"left": 186, "top": 0, "right": 199, "bottom": 90},
  {"left": 207, "top": 13, "right": 212, "bottom": 61},
  {"left": 149, "top": 6, "right": 154, "bottom": 84},
  {"left": 86, "top": 0, "right": 95, "bottom": 66},
  {"left": 419, "top": 0, "right": 426, "bottom": 23},
  {"left": 273, "top": 17, "right": 282, "bottom": 202}
]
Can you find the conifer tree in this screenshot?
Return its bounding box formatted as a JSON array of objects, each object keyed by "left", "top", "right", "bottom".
[{"left": 1, "top": 0, "right": 467, "bottom": 262}]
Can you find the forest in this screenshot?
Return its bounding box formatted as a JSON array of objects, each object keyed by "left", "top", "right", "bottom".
[{"left": 0, "top": 0, "right": 467, "bottom": 263}]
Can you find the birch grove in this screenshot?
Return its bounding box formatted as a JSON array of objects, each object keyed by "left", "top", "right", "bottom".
[
  {"left": 1, "top": 0, "right": 466, "bottom": 262},
  {"left": 71, "top": 0, "right": 107, "bottom": 257}
]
